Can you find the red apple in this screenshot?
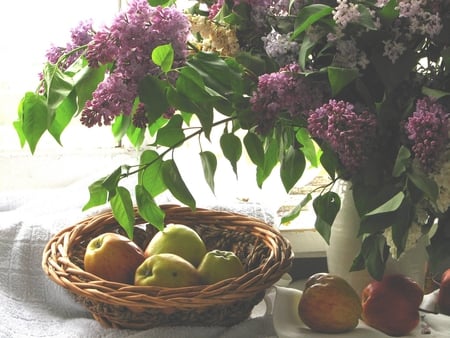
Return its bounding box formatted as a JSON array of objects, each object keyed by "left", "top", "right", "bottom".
[
  {"left": 84, "top": 232, "right": 145, "bottom": 284},
  {"left": 361, "top": 274, "right": 424, "bottom": 336},
  {"left": 438, "top": 268, "right": 450, "bottom": 315}
]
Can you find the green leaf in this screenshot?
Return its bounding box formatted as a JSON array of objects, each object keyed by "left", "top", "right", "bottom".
[
  {"left": 292, "top": 4, "right": 333, "bottom": 39},
  {"left": 422, "top": 87, "right": 450, "bottom": 100},
  {"left": 135, "top": 185, "right": 165, "bottom": 231},
  {"left": 112, "top": 114, "right": 131, "bottom": 143},
  {"left": 256, "top": 138, "right": 279, "bottom": 188},
  {"left": 149, "top": 0, "right": 176, "bottom": 6},
  {"left": 73, "top": 63, "right": 106, "bottom": 112},
  {"left": 127, "top": 122, "right": 146, "bottom": 148},
  {"left": 18, "top": 92, "right": 49, "bottom": 154},
  {"left": 392, "top": 145, "right": 411, "bottom": 177},
  {"left": 155, "top": 114, "right": 185, "bottom": 147},
  {"left": 220, "top": 132, "right": 242, "bottom": 176},
  {"left": 407, "top": 169, "right": 439, "bottom": 201},
  {"left": 359, "top": 234, "right": 388, "bottom": 280},
  {"left": 296, "top": 128, "right": 319, "bottom": 167},
  {"left": 187, "top": 52, "right": 244, "bottom": 97},
  {"left": 313, "top": 192, "right": 340, "bottom": 244},
  {"left": 12, "top": 120, "right": 26, "bottom": 148},
  {"left": 161, "top": 159, "right": 196, "bottom": 210},
  {"left": 138, "top": 150, "right": 167, "bottom": 197},
  {"left": 365, "top": 191, "right": 404, "bottom": 216},
  {"left": 328, "top": 67, "right": 359, "bottom": 96},
  {"left": 200, "top": 151, "right": 217, "bottom": 194},
  {"left": 152, "top": 43, "right": 174, "bottom": 73},
  {"left": 43, "top": 63, "right": 74, "bottom": 111},
  {"left": 138, "top": 76, "right": 170, "bottom": 119},
  {"left": 243, "top": 132, "right": 264, "bottom": 167},
  {"left": 177, "top": 67, "right": 212, "bottom": 103},
  {"left": 281, "top": 193, "right": 312, "bottom": 224},
  {"left": 48, "top": 92, "right": 78, "bottom": 144},
  {"left": 82, "top": 177, "right": 109, "bottom": 211},
  {"left": 319, "top": 144, "right": 338, "bottom": 180},
  {"left": 390, "top": 200, "right": 414, "bottom": 258},
  {"left": 110, "top": 186, "right": 135, "bottom": 239},
  {"left": 280, "top": 146, "right": 306, "bottom": 193},
  {"left": 102, "top": 166, "right": 123, "bottom": 198}
]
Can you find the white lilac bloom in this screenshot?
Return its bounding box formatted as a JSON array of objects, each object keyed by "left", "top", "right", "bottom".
[
  {"left": 383, "top": 39, "right": 407, "bottom": 63},
  {"left": 332, "top": 0, "right": 361, "bottom": 28}
]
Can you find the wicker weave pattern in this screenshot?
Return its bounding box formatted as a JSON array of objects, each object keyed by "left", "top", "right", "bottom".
[{"left": 42, "top": 204, "right": 293, "bottom": 329}]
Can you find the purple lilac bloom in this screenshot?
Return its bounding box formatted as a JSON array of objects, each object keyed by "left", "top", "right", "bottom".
[
  {"left": 308, "top": 99, "right": 378, "bottom": 175},
  {"left": 81, "top": 0, "right": 190, "bottom": 127},
  {"left": 45, "top": 19, "right": 94, "bottom": 69},
  {"left": 405, "top": 97, "right": 449, "bottom": 172},
  {"left": 250, "top": 63, "right": 322, "bottom": 134},
  {"left": 80, "top": 75, "right": 136, "bottom": 127},
  {"left": 208, "top": 0, "right": 224, "bottom": 19}
]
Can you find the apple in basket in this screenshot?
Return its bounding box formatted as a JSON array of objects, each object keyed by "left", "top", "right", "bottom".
[
  {"left": 438, "top": 268, "right": 450, "bottom": 315},
  {"left": 84, "top": 232, "right": 145, "bottom": 284},
  {"left": 134, "top": 253, "right": 202, "bottom": 287},
  {"left": 144, "top": 223, "right": 207, "bottom": 267},
  {"left": 361, "top": 274, "right": 424, "bottom": 336},
  {"left": 197, "top": 249, "right": 245, "bottom": 284},
  {"left": 297, "top": 272, "right": 362, "bottom": 333}
]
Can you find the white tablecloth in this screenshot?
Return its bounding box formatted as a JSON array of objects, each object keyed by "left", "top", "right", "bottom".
[{"left": 1, "top": 180, "right": 450, "bottom": 338}]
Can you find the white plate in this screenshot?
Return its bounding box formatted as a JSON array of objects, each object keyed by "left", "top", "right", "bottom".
[{"left": 271, "top": 286, "right": 450, "bottom": 338}]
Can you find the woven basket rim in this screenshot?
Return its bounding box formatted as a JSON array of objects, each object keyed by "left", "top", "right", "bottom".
[{"left": 42, "top": 204, "right": 293, "bottom": 311}]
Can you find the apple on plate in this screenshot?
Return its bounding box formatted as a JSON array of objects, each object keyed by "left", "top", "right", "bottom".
[
  {"left": 84, "top": 232, "right": 145, "bottom": 284},
  {"left": 197, "top": 249, "right": 245, "bottom": 284},
  {"left": 361, "top": 274, "right": 424, "bottom": 336},
  {"left": 297, "top": 272, "right": 362, "bottom": 333},
  {"left": 144, "top": 223, "right": 207, "bottom": 267},
  {"left": 438, "top": 268, "right": 450, "bottom": 315},
  {"left": 134, "top": 253, "right": 202, "bottom": 288}
]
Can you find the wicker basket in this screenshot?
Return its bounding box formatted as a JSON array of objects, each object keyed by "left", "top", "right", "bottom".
[{"left": 42, "top": 204, "right": 293, "bottom": 329}]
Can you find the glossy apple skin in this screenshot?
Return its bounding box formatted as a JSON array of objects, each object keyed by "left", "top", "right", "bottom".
[
  {"left": 134, "top": 253, "right": 202, "bottom": 288},
  {"left": 438, "top": 268, "right": 450, "bottom": 315},
  {"left": 144, "top": 223, "right": 207, "bottom": 267},
  {"left": 84, "top": 232, "right": 145, "bottom": 284},
  {"left": 361, "top": 274, "right": 424, "bottom": 336},
  {"left": 298, "top": 273, "right": 362, "bottom": 333},
  {"left": 197, "top": 250, "right": 245, "bottom": 284}
]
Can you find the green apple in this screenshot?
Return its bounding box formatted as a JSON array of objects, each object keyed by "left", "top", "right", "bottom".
[
  {"left": 144, "top": 223, "right": 207, "bottom": 267},
  {"left": 134, "top": 253, "right": 202, "bottom": 288},
  {"left": 197, "top": 250, "right": 245, "bottom": 284},
  {"left": 84, "top": 232, "right": 145, "bottom": 284}
]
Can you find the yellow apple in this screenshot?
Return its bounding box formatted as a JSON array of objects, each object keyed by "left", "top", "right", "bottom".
[
  {"left": 197, "top": 250, "right": 245, "bottom": 284},
  {"left": 134, "top": 253, "right": 202, "bottom": 288},
  {"left": 144, "top": 223, "right": 206, "bottom": 267},
  {"left": 84, "top": 232, "right": 145, "bottom": 284},
  {"left": 298, "top": 273, "right": 362, "bottom": 333}
]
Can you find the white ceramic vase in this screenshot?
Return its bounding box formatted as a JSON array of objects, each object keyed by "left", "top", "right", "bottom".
[{"left": 326, "top": 181, "right": 429, "bottom": 295}]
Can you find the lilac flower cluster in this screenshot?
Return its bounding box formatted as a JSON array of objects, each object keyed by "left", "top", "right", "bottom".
[
  {"left": 307, "top": 100, "right": 378, "bottom": 175},
  {"left": 81, "top": 0, "right": 190, "bottom": 127},
  {"left": 262, "top": 31, "right": 299, "bottom": 67},
  {"left": 250, "top": 63, "right": 323, "bottom": 134},
  {"left": 45, "top": 20, "right": 94, "bottom": 70},
  {"left": 405, "top": 97, "right": 449, "bottom": 172}
]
